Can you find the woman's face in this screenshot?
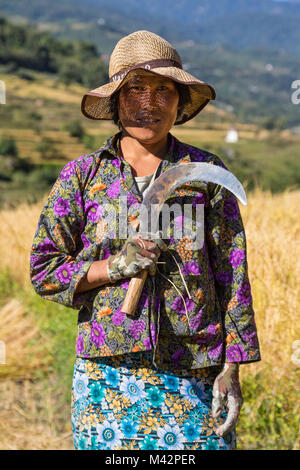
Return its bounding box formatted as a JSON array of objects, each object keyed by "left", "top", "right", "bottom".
[{"left": 117, "top": 70, "right": 180, "bottom": 144}]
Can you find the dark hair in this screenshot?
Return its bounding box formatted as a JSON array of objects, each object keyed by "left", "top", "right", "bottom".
[{"left": 109, "top": 81, "right": 191, "bottom": 128}]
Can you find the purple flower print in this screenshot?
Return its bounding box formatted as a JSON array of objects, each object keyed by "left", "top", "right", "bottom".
[
  {"left": 127, "top": 193, "right": 138, "bottom": 206},
  {"left": 229, "top": 249, "right": 245, "bottom": 268},
  {"left": 76, "top": 334, "right": 84, "bottom": 354},
  {"left": 172, "top": 347, "right": 185, "bottom": 367},
  {"left": 75, "top": 191, "right": 83, "bottom": 210},
  {"left": 226, "top": 344, "right": 248, "bottom": 362},
  {"left": 150, "top": 322, "right": 156, "bottom": 339},
  {"left": 129, "top": 320, "right": 146, "bottom": 340},
  {"left": 215, "top": 271, "right": 233, "bottom": 286},
  {"left": 112, "top": 309, "right": 126, "bottom": 326},
  {"left": 196, "top": 324, "right": 217, "bottom": 344},
  {"left": 81, "top": 233, "right": 90, "bottom": 249},
  {"left": 85, "top": 201, "right": 103, "bottom": 222},
  {"left": 171, "top": 296, "right": 195, "bottom": 315},
  {"left": 237, "top": 281, "right": 252, "bottom": 306},
  {"left": 107, "top": 179, "right": 120, "bottom": 199},
  {"left": 90, "top": 167, "right": 98, "bottom": 180},
  {"left": 192, "top": 193, "right": 207, "bottom": 207},
  {"left": 32, "top": 269, "right": 47, "bottom": 282},
  {"left": 190, "top": 310, "right": 204, "bottom": 330},
  {"left": 207, "top": 324, "right": 217, "bottom": 335},
  {"left": 143, "top": 338, "right": 152, "bottom": 350},
  {"left": 80, "top": 156, "right": 94, "bottom": 174},
  {"left": 60, "top": 161, "right": 76, "bottom": 180},
  {"left": 224, "top": 197, "right": 239, "bottom": 220},
  {"left": 208, "top": 340, "right": 223, "bottom": 359},
  {"left": 102, "top": 248, "right": 111, "bottom": 259},
  {"left": 91, "top": 321, "right": 106, "bottom": 347},
  {"left": 120, "top": 280, "right": 130, "bottom": 290},
  {"left": 54, "top": 198, "right": 70, "bottom": 217},
  {"left": 190, "top": 317, "right": 201, "bottom": 331},
  {"left": 73, "top": 260, "right": 85, "bottom": 273},
  {"left": 242, "top": 330, "right": 258, "bottom": 348},
  {"left": 112, "top": 158, "right": 120, "bottom": 168},
  {"left": 38, "top": 237, "right": 56, "bottom": 253},
  {"left": 182, "top": 261, "right": 202, "bottom": 275},
  {"left": 30, "top": 254, "right": 40, "bottom": 266},
  {"left": 56, "top": 263, "right": 74, "bottom": 284}
]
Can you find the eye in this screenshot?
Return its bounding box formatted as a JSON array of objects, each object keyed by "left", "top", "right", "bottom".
[
  {"left": 158, "top": 85, "right": 169, "bottom": 91},
  {"left": 129, "top": 85, "right": 143, "bottom": 90}
]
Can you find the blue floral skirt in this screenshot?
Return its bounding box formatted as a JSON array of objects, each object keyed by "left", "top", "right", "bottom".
[{"left": 71, "top": 351, "right": 236, "bottom": 450}]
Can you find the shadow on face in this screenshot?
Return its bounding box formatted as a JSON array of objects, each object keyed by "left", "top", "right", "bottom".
[{"left": 109, "top": 70, "right": 191, "bottom": 143}]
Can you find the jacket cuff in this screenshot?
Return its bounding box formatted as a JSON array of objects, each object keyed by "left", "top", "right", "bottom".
[{"left": 225, "top": 342, "right": 261, "bottom": 364}]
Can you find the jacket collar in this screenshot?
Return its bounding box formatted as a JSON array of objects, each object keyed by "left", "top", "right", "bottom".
[{"left": 98, "top": 131, "right": 193, "bottom": 202}]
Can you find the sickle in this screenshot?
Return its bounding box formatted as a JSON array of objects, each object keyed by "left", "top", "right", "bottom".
[{"left": 122, "top": 162, "right": 247, "bottom": 316}]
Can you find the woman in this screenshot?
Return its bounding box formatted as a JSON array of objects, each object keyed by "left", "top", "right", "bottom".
[{"left": 30, "top": 30, "right": 261, "bottom": 450}]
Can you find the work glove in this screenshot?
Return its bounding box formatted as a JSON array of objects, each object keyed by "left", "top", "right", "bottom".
[
  {"left": 212, "top": 363, "right": 243, "bottom": 437},
  {"left": 107, "top": 231, "right": 168, "bottom": 283}
]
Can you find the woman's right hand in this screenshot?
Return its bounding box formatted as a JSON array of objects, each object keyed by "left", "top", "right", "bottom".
[{"left": 107, "top": 233, "right": 167, "bottom": 282}]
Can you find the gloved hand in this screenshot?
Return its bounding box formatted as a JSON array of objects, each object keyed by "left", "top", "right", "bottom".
[
  {"left": 212, "top": 363, "right": 243, "bottom": 437},
  {"left": 107, "top": 231, "right": 168, "bottom": 283}
]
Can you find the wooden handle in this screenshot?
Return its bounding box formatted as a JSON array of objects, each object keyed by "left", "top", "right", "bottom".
[{"left": 122, "top": 269, "right": 148, "bottom": 316}]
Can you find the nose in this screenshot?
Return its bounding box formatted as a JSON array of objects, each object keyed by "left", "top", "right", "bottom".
[{"left": 138, "top": 87, "right": 157, "bottom": 109}]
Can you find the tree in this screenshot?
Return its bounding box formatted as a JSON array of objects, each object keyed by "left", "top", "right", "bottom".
[
  {"left": 0, "top": 136, "right": 18, "bottom": 157},
  {"left": 63, "top": 120, "right": 85, "bottom": 139},
  {"left": 58, "top": 61, "right": 82, "bottom": 86},
  {"left": 83, "top": 60, "right": 109, "bottom": 89}
]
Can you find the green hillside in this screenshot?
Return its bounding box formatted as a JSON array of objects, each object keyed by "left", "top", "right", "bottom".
[
  {"left": 1, "top": 16, "right": 300, "bottom": 127},
  {"left": 2, "top": 1, "right": 300, "bottom": 56},
  {"left": 0, "top": 16, "right": 300, "bottom": 208}
]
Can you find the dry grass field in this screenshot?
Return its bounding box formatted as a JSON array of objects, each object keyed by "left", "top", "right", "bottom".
[{"left": 0, "top": 186, "right": 299, "bottom": 449}]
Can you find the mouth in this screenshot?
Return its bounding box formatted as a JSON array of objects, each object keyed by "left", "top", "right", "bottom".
[{"left": 136, "top": 117, "right": 161, "bottom": 126}]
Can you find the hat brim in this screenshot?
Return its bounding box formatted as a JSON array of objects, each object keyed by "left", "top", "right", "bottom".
[{"left": 81, "top": 67, "right": 216, "bottom": 125}]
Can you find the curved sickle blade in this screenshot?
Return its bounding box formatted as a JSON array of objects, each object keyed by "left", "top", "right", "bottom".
[{"left": 138, "top": 162, "right": 247, "bottom": 235}]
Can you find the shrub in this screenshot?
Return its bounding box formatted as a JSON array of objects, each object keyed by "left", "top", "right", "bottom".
[
  {"left": 0, "top": 136, "right": 19, "bottom": 157},
  {"left": 63, "top": 120, "right": 85, "bottom": 139},
  {"left": 35, "top": 138, "right": 63, "bottom": 160}
]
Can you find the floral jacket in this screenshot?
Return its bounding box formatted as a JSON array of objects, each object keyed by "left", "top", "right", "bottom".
[{"left": 30, "top": 131, "right": 261, "bottom": 371}]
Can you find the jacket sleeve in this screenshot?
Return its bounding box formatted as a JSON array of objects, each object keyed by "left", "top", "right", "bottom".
[
  {"left": 205, "top": 157, "right": 261, "bottom": 364},
  {"left": 29, "top": 160, "right": 94, "bottom": 310}
]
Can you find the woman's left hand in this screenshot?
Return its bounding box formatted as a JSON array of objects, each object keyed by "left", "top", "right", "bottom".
[{"left": 212, "top": 363, "right": 243, "bottom": 437}]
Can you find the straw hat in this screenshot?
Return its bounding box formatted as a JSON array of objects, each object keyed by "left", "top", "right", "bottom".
[{"left": 81, "top": 30, "right": 216, "bottom": 125}]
